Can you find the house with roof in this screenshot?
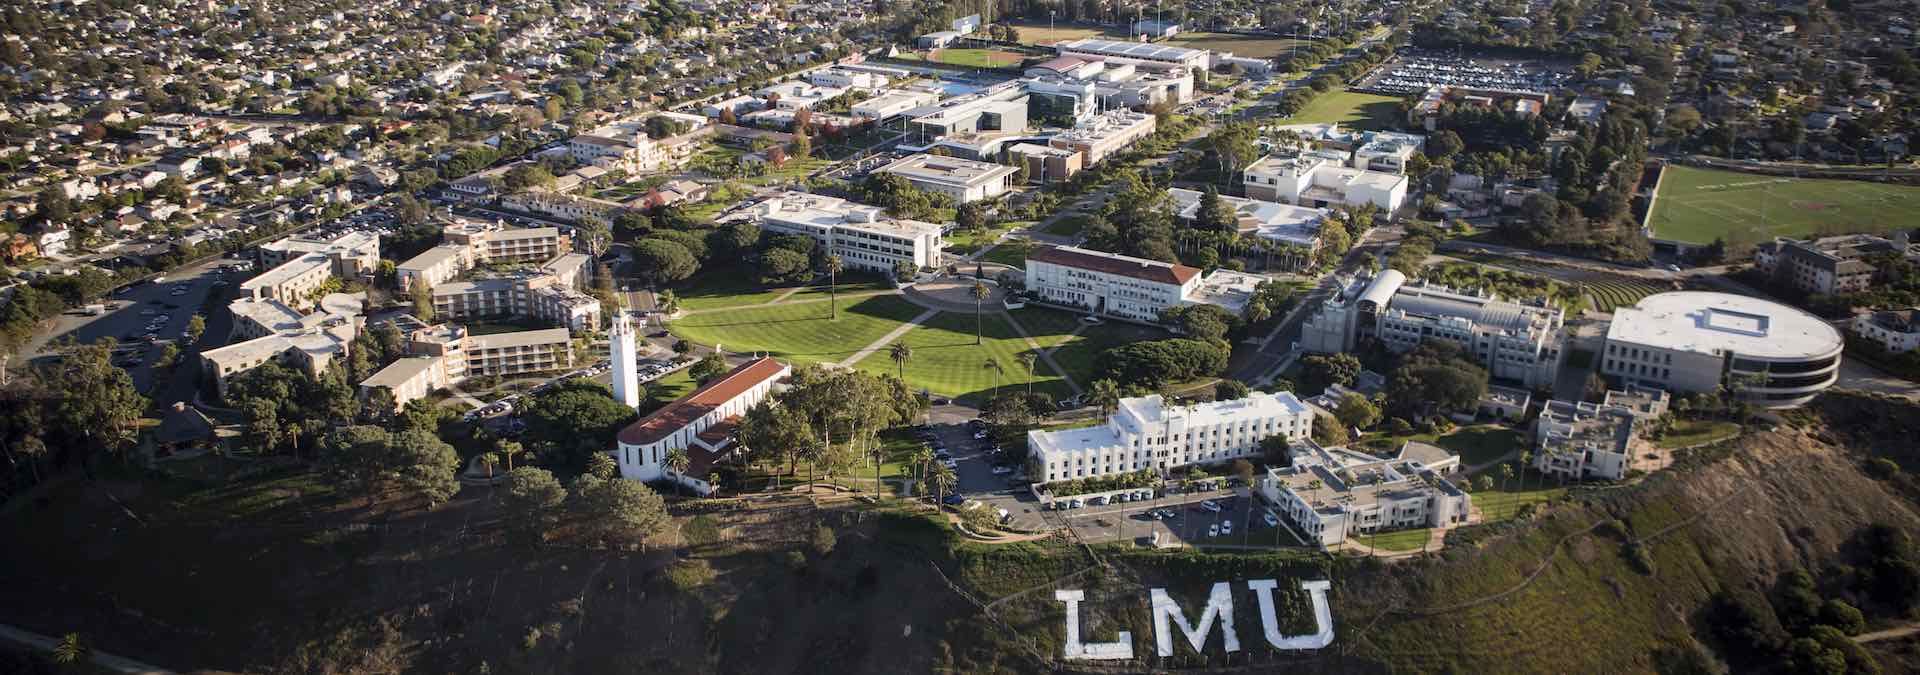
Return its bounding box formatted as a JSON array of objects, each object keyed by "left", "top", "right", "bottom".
[{"left": 613, "top": 357, "right": 792, "bottom": 495}]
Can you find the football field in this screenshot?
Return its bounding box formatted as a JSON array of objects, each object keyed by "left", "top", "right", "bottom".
[{"left": 1648, "top": 165, "right": 1920, "bottom": 245}]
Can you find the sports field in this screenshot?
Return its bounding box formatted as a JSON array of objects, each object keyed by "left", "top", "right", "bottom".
[
  {"left": 1006, "top": 21, "right": 1118, "bottom": 45},
  {"left": 926, "top": 47, "right": 1027, "bottom": 68},
  {"left": 1285, "top": 89, "right": 1403, "bottom": 130},
  {"left": 1162, "top": 32, "right": 1311, "bottom": 59},
  {"left": 1648, "top": 165, "right": 1920, "bottom": 245}
]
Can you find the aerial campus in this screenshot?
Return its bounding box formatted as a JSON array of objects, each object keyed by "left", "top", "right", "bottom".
[{"left": 6, "top": 0, "right": 1920, "bottom": 671}]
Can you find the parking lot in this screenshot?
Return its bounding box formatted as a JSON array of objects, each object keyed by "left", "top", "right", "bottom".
[
  {"left": 1051, "top": 489, "right": 1306, "bottom": 550},
  {"left": 31, "top": 258, "right": 241, "bottom": 394}
]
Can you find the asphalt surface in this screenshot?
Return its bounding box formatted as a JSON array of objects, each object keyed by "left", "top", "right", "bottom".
[{"left": 32, "top": 258, "right": 240, "bottom": 398}]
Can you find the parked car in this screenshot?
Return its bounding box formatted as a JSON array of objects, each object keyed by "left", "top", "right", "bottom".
[
  {"left": 941, "top": 458, "right": 957, "bottom": 469},
  {"left": 1088, "top": 496, "right": 1107, "bottom": 506},
  {"left": 1200, "top": 500, "right": 1222, "bottom": 513},
  {"left": 1263, "top": 512, "right": 1279, "bottom": 528},
  {"left": 1208, "top": 524, "right": 1220, "bottom": 537},
  {"left": 942, "top": 494, "right": 966, "bottom": 506},
  {"left": 1068, "top": 498, "right": 1083, "bottom": 509},
  {"left": 990, "top": 465, "right": 1012, "bottom": 475},
  {"left": 1221, "top": 519, "right": 1233, "bottom": 535}
]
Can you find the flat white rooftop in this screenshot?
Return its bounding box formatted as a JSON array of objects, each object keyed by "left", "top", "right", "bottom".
[
  {"left": 1607, "top": 291, "right": 1842, "bottom": 360},
  {"left": 1057, "top": 38, "right": 1207, "bottom": 64},
  {"left": 877, "top": 154, "right": 1019, "bottom": 188},
  {"left": 754, "top": 192, "right": 944, "bottom": 238},
  {"left": 243, "top": 253, "right": 329, "bottom": 291}
]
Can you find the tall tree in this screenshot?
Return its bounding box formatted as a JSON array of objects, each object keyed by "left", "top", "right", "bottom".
[
  {"left": 969, "top": 281, "right": 990, "bottom": 345},
  {"left": 889, "top": 342, "right": 913, "bottom": 380},
  {"left": 1017, "top": 352, "right": 1038, "bottom": 395},
  {"left": 824, "top": 255, "right": 843, "bottom": 320},
  {"left": 665, "top": 447, "right": 691, "bottom": 496}
]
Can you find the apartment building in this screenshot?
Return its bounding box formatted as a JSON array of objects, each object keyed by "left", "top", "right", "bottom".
[
  {"left": 498, "top": 191, "right": 622, "bottom": 225},
  {"left": 1047, "top": 110, "right": 1157, "bottom": 166},
  {"left": 1853, "top": 308, "right": 1920, "bottom": 353},
  {"left": 1603, "top": 291, "right": 1843, "bottom": 408},
  {"left": 1243, "top": 151, "right": 1408, "bottom": 212},
  {"left": 614, "top": 357, "right": 791, "bottom": 496},
  {"left": 203, "top": 293, "right": 363, "bottom": 399},
  {"left": 1753, "top": 234, "right": 1912, "bottom": 296},
  {"left": 874, "top": 153, "right": 1019, "bottom": 204},
  {"left": 397, "top": 220, "right": 572, "bottom": 290},
  {"left": 1299, "top": 270, "right": 1566, "bottom": 388},
  {"left": 1259, "top": 441, "right": 1471, "bottom": 549},
  {"left": 1029, "top": 392, "right": 1313, "bottom": 483},
  {"left": 747, "top": 192, "right": 945, "bottom": 274},
  {"left": 238, "top": 252, "right": 334, "bottom": 311},
  {"left": 257, "top": 229, "right": 380, "bottom": 277},
  {"left": 357, "top": 321, "right": 575, "bottom": 410},
  {"left": 1531, "top": 386, "right": 1669, "bottom": 481}
]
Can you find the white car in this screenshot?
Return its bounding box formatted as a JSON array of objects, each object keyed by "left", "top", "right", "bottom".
[
  {"left": 941, "top": 458, "right": 958, "bottom": 469},
  {"left": 1221, "top": 519, "right": 1233, "bottom": 535},
  {"left": 1199, "top": 500, "right": 1222, "bottom": 513},
  {"left": 1208, "top": 524, "right": 1220, "bottom": 537},
  {"left": 990, "top": 466, "right": 1012, "bottom": 475},
  {"left": 1263, "top": 512, "right": 1279, "bottom": 528}
]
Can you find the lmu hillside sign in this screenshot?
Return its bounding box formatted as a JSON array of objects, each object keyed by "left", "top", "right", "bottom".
[{"left": 1054, "top": 580, "right": 1334, "bottom": 660}]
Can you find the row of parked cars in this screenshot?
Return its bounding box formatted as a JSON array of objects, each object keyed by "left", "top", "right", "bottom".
[{"left": 1048, "top": 489, "right": 1158, "bottom": 510}]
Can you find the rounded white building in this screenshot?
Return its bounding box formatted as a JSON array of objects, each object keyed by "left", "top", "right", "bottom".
[{"left": 1601, "top": 291, "right": 1843, "bottom": 408}]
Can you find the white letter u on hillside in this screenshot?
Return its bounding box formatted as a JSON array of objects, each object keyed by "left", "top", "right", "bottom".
[{"left": 1247, "top": 579, "right": 1335, "bottom": 650}]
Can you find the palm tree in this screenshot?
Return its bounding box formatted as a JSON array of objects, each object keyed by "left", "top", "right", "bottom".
[
  {"left": 969, "top": 281, "right": 990, "bottom": 345},
  {"left": 889, "top": 342, "right": 913, "bottom": 380},
  {"left": 1518, "top": 451, "right": 1533, "bottom": 491},
  {"left": 53, "top": 633, "right": 86, "bottom": 665},
  {"left": 825, "top": 255, "right": 844, "bottom": 320},
  {"left": 665, "top": 447, "right": 691, "bottom": 496},
  {"left": 657, "top": 289, "right": 681, "bottom": 315},
  {"left": 802, "top": 438, "right": 825, "bottom": 493},
  {"left": 910, "top": 447, "right": 934, "bottom": 494},
  {"left": 496, "top": 439, "right": 524, "bottom": 471},
  {"left": 928, "top": 462, "right": 958, "bottom": 506},
  {"left": 1090, "top": 379, "right": 1121, "bottom": 416},
  {"left": 1245, "top": 299, "right": 1271, "bottom": 325},
  {"left": 870, "top": 442, "right": 889, "bottom": 499},
  {"left": 707, "top": 471, "right": 722, "bottom": 495},
  {"left": 983, "top": 358, "right": 1004, "bottom": 399},
  {"left": 1017, "top": 352, "right": 1038, "bottom": 395},
  {"left": 479, "top": 452, "right": 500, "bottom": 481},
  {"left": 1498, "top": 463, "right": 1514, "bottom": 492}
]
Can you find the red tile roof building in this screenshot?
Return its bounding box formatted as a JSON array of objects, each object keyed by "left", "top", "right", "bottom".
[
  {"left": 1024, "top": 245, "right": 1204, "bottom": 323},
  {"left": 614, "top": 357, "right": 790, "bottom": 495}
]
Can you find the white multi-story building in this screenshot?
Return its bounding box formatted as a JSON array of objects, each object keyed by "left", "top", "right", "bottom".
[
  {"left": 1024, "top": 245, "right": 1268, "bottom": 322},
  {"left": 1603, "top": 292, "right": 1843, "bottom": 408},
  {"left": 1259, "top": 441, "right": 1471, "bottom": 549},
  {"left": 1023, "top": 56, "right": 1194, "bottom": 113},
  {"left": 1243, "top": 152, "right": 1408, "bottom": 213},
  {"left": 1854, "top": 308, "right": 1920, "bottom": 353},
  {"left": 397, "top": 220, "right": 572, "bottom": 290},
  {"left": 609, "top": 314, "right": 642, "bottom": 408},
  {"left": 747, "top": 192, "right": 945, "bottom": 275},
  {"left": 875, "top": 153, "right": 1019, "bottom": 204},
  {"left": 1167, "top": 188, "right": 1328, "bottom": 262},
  {"left": 851, "top": 89, "right": 941, "bottom": 121},
  {"left": 1350, "top": 132, "right": 1426, "bottom": 174},
  {"left": 238, "top": 253, "right": 335, "bottom": 311},
  {"left": 1025, "top": 245, "right": 1201, "bottom": 323},
  {"left": 1299, "top": 270, "right": 1566, "bottom": 388},
  {"left": 1030, "top": 392, "right": 1313, "bottom": 483},
  {"left": 1531, "top": 386, "right": 1669, "bottom": 481},
  {"left": 614, "top": 357, "right": 791, "bottom": 496}
]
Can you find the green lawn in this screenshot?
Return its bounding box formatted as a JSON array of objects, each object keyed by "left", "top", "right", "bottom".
[
  {"left": 979, "top": 238, "right": 1037, "bottom": 267},
  {"left": 1355, "top": 527, "right": 1431, "bottom": 552},
  {"left": 1284, "top": 89, "right": 1404, "bottom": 130},
  {"left": 1360, "top": 426, "right": 1524, "bottom": 467},
  {"left": 1012, "top": 307, "right": 1169, "bottom": 387},
  {"left": 670, "top": 266, "right": 801, "bottom": 311},
  {"left": 1655, "top": 419, "right": 1742, "bottom": 449},
  {"left": 1648, "top": 164, "right": 1920, "bottom": 245},
  {"left": 946, "top": 223, "right": 1017, "bottom": 255},
  {"left": 854, "top": 310, "right": 1071, "bottom": 403},
  {"left": 1475, "top": 486, "right": 1567, "bottom": 522},
  {"left": 668, "top": 294, "right": 925, "bottom": 365},
  {"left": 1040, "top": 215, "right": 1090, "bottom": 237}
]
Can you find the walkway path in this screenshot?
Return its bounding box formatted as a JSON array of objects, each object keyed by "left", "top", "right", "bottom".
[
  {"left": 833, "top": 308, "right": 938, "bottom": 368},
  {"left": 1854, "top": 622, "right": 1920, "bottom": 644},
  {"left": 0, "top": 624, "right": 176, "bottom": 674},
  {"left": 1003, "top": 312, "right": 1085, "bottom": 396}
]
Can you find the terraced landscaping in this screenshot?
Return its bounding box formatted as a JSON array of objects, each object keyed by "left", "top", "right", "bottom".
[{"left": 1582, "top": 278, "right": 1666, "bottom": 313}]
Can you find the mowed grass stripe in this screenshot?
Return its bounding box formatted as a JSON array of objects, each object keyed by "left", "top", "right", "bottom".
[
  {"left": 854, "top": 311, "right": 1072, "bottom": 403},
  {"left": 1649, "top": 165, "right": 1920, "bottom": 244},
  {"left": 668, "top": 294, "right": 925, "bottom": 364}
]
